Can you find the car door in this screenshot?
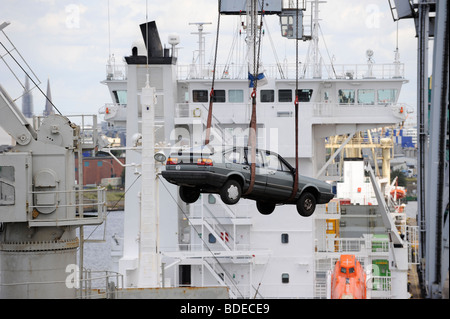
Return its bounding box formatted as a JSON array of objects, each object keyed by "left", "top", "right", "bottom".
[
  {"left": 242, "top": 148, "right": 267, "bottom": 196},
  {"left": 263, "top": 151, "right": 294, "bottom": 201}
]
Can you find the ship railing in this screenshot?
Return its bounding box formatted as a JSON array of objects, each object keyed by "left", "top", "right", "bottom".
[
  {"left": 27, "top": 187, "right": 107, "bottom": 227},
  {"left": 177, "top": 62, "right": 405, "bottom": 80},
  {"left": 370, "top": 275, "right": 392, "bottom": 296},
  {"left": 175, "top": 243, "right": 253, "bottom": 253},
  {"left": 406, "top": 225, "right": 420, "bottom": 265},
  {"left": 98, "top": 103, "right": 127, "bottom": 115},
  {"left": 78, "top": 269, "right": 124, "bottom": 299},
  {"left": 317, "top": 237, "right": 390, "bottom": 255},
  {"left": 105, "top": 63, "right": 127, "bottom": 81},
  {"left": 312, "top": 102, "right": 409, "bottom": 118}
]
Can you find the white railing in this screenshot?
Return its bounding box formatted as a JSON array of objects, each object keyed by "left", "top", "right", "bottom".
[
  {"left": 78, "top": 269, "right": 124, "bottom": 299},
  {"left": 316, "top": 237, "right": 389, "bottom": 254},
  {"left": 177, "top": 62, "right": 405, "bottom": 80},
  {"left": 106, "top": 64, "right": 127, "bottom": 81},
  {"left": 28, "top": 187, "right": 107, "bottom": 227}
]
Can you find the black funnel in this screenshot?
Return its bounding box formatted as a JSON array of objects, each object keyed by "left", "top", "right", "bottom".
[{"left": 140, "top": 21, "right": 163, "bottom": 58}]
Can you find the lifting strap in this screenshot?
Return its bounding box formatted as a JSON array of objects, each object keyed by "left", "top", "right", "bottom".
[
  {"left": 288, "top": 0, "right": 300, "bottom": 202},
  {"left": 244, "top": 0, "right": 265, "bottom": 196},
  {"left": 205, "top": 0, "right": 222, "bottom": 145}
]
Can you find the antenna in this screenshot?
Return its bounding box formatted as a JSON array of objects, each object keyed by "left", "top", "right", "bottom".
[{"left": 189, "top": 22, "right": 212, "bottom": 78}]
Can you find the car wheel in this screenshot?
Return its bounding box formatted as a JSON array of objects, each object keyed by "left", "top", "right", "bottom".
[
  {"left": 220, "top": 179, "right": 242, "bottom": 205},
  {"left": 296, "top": 192, "right": 316, "bottom": 217},
  {"left": 256, "top": 201, "right": 276, "bottom": 215},
  {"left": 179, "top": 186, "right": 200, "bottom": 204}
]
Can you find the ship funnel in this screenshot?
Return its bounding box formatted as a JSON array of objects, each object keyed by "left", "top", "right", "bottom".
[{"left": 140, "top": 21, "right": 163, "bottom": 58}]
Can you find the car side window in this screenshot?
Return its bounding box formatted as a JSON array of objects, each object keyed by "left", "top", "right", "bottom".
[
  {"left": 255, "top": 151, "right": 263, "bottom": 167},
  {"left": 244, "top": 149, "right": 263, "bottom": 167},
  {"left": 224, "top": 149, "right": 242, "bottom": 164},
  {"left": 279, "top": 160, "right": 291, "bottom": 172},
  {"left": 266, "top": 153, "right": 281, "bottom": 170}
]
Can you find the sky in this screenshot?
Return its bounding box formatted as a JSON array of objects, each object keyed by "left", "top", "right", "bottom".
[{"left": 0, "top": 0, "right": 420, "bottom": 125}]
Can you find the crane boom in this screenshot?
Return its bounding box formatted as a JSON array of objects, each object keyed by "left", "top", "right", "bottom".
[{"left": 0, "top": 84, "right": 37, "bottom": 145}]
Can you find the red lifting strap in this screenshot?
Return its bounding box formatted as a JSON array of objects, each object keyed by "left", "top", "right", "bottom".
[
  {"left": 204, "top": 88, "right": 215, "bottom": 145},
  {"left": 288, "top": 95, "right": 299, "bottom": 202},
  {"left": 244, "top": 89, "right": 258, "bottom": 196}
]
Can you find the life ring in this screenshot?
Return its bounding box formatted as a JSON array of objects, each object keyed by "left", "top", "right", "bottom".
[{"left": 193, "top": 108, "right": 201, "bottom": 117}]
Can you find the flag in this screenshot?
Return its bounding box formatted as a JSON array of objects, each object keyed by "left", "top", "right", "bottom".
[{"left": 248, "top": 72, "right": 268, "bottom": 88}]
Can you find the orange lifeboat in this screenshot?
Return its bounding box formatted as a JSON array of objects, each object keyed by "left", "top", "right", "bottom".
[
  {"left": 330, "top": 254, "right": 366, "bottom": 299},
  {"left": 390, "top": 188, "right": 406, "bottom": 199}
]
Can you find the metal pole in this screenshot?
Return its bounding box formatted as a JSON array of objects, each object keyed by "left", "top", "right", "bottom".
[
  {"left": 425, "top": 0, "right": 449, "bottom": 299},
  {"left": 416, "top": 0, "right": 430, "bottom": 297}
]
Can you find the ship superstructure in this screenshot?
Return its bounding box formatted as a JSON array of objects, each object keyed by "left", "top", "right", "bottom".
[{"left": 99, "top": 0, "right": 415, "bottom": 298}]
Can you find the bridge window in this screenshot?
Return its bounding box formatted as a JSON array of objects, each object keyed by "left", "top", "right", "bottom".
[
  {"left": 112, "top": 90, "right": 127, "bottom": 105},
  {"left": 193, "top": 90, "right": 208, "bottom": 102},
  {"left": 282, "top": 273, "right": 290, "bottom": 283},
  {"left": 338, "top": 89, "right": 355, "bottom": 104},
  {"left": 278, "top": 89, "right": 292, "bottom": 102},
  {"left": 296, "top": 89, "right": 314, "bottom": 102},
  {"left": 212, "top": 90, "right": 226, "bottom": 103},
  {"left": 377, "top": 89, "right": 398, "bottom": 104},
  {"left": 358, "top": 89, "right": 375, "bottom": 105},
  {"left": 261, "top": 90, "right": 274, "bottom": 103},
  {"left": 229, "top": 90, "right": 244, "bottom": 103}
]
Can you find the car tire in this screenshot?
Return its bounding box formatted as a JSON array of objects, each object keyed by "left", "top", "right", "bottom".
[
  {"left": 179, "top": 186, "right": 200, "bottom": 204},
  {"left": 296, "top": 192, "right": 316, "bottom": 217},
  {"left": 256, "top": 201, "right": 276, "bottom": 215},
  {"left": 220, "top": 179, "right": 242, "bottom": 205}
]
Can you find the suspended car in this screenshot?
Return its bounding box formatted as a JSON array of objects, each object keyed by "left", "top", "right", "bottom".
[{"left": 161, "top": 145, "right": 334, "bottom": 217}]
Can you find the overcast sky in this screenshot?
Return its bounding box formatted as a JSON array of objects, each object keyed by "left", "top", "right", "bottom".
[{"left": 0, "top": 0, "right": 420, "bottom": 125}]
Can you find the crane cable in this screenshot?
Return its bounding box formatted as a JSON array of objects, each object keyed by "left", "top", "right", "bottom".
[
  {"left": 244, "top": 0, "right": 265, "bottom": 196},
  {"left": 204, "top": 0, "right": 222, "bottom": 145},
  {"left": 288, "top": 0, "right": 300, "bottom": 202}
]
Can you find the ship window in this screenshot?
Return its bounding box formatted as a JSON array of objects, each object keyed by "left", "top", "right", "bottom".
[
  {"left": 278, "top": 89, "right": 292, "bottom": 102},
  {"left": 208, "top": 194, "right": 216, "bottom": 204},
  {"left": 338, "top": 89, "right": 355, "bottom": 104},
  {"left": 296, "top": 89, "right": 313, "bottom": 102},
  {"left": 229, "top": 90, "right": 244, "bottom": 103},
  {"left": 0, "top": 166, "right": 15, "bottom": 206},
  {"left": 377, "top": 89, "right": 398, "bottom": 104},
  {"left": 341, "top": 267, "right": 347, "bottom": 274},
  {"left": 358, "top": 89, "right": 375, "bottom": 105},
  {"left": 349, "top": 267, "right": 355, "bottom": 274},
  {"left": 97, "top": 161, "right": 103, "bottom": 167},
  {"left": 282, "top": 273, "right": 290, "bottom": 283},
  {"left": 193, "top": 90, "right": 209, "bottom": 102},
  {"left": 281, "top": 16, "right": 294, "bottom": 38},
  {"left": 281, "top": 233, "right": 289, "bottom": 244},
  {"left": 112, "top": 90, "right": 127, "bottom": 105},
  {"left": 212, "top": 90, "right": 226, "bottom": 103},
  {"left": 261, "top": 90, "right": 274, "bottom": 103},
  {"left": 208, "top": 233, "right": 216, "bottom": 244}
]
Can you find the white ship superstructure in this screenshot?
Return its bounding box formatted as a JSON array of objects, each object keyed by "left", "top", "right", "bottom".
[{"left": 100, "top": 0, "right": 415, "bottom": 298}]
